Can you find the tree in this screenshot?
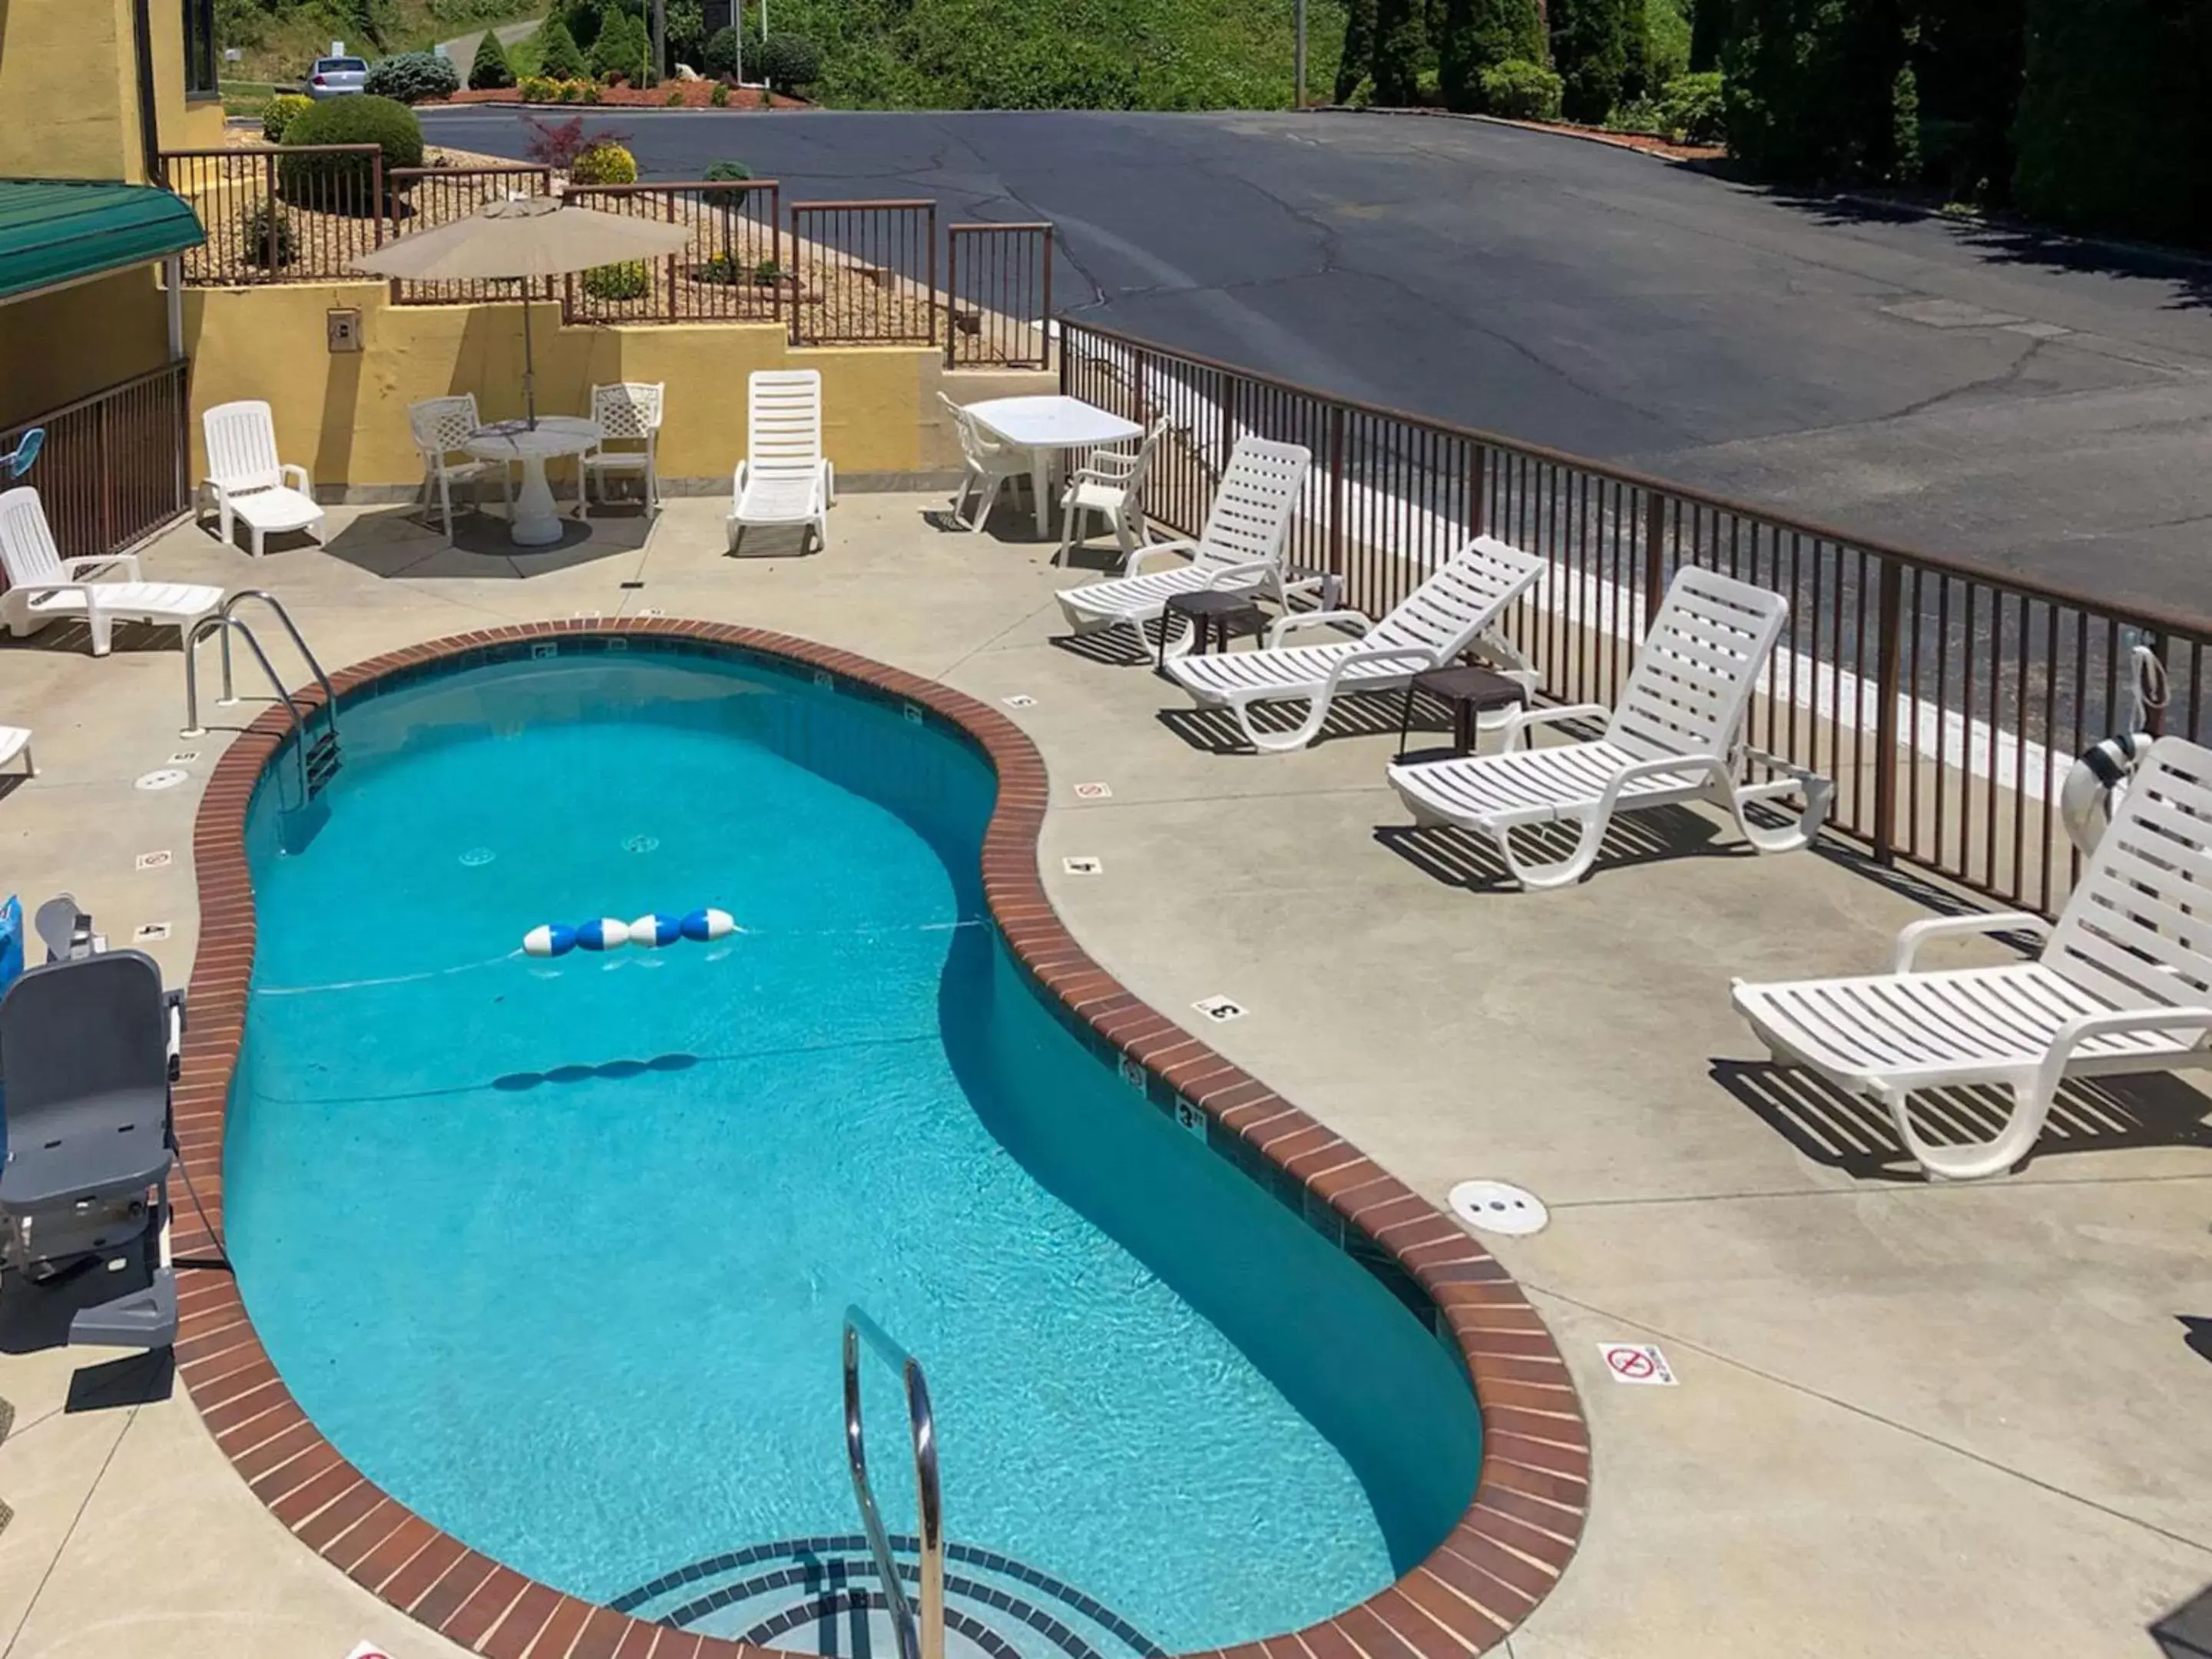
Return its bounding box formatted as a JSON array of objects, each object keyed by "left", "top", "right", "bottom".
[
  {"left": 1618, "top": 0, "right": 1650, "bottom": 102},
  {"left": 1723, "top": 0, "right": 1913, "bottom": 182},
  {"left": 468, "top": 28, "right": 516, "bottom": 89},
  {"left": 1336, "top": 0, "right": 1378, "bottom": 101},
  {"left": 1551, "top": 0, "right": 1627, "bottom": 121},
  {"left": 1369, "top": 0, "right": 1426, "bottom": 103},
  {"left": 537, "top": 18, "right": 590, "bottom": 78},
  {"left": 1439, "top": 0, "right": 1545, "bottom": 111},
  {"left": 1687, "top": 0, "right": 1725, "bottom": 70},
  {"left": 590, "top": 8, "right": 652, "bottom": 80}
]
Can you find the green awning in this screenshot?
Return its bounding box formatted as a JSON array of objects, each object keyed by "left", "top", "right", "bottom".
[{"left": 0, "top": 178, "right": 205, "bottom": 303}]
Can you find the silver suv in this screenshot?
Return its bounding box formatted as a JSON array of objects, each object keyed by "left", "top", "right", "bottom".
[{"left": 306, "top": 56, "right": 368, "bottom": 98}]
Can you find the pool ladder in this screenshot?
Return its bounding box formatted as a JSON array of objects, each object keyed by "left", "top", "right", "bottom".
[
  {"left": 843, "top": 1309, "right": 945, "bottom": 1659},
  {"left": 182, "top": 592, "right": 343, "bottom": 804}
]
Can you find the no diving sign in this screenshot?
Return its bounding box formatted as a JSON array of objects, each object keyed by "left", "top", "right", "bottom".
[{"left": 1599, "top": 1342, "right": 1676, "bottom": 1386}]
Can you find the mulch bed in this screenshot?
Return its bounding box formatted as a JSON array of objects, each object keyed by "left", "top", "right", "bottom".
[{"left": 435, "top": 84, "right": 808, "bottom": 109}]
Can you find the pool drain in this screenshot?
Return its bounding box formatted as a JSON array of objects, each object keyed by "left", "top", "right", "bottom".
[
  {"left": 1449, "top": 1179, "right": 1548, "bottom": 1237},
  {"left": 459, "top": 847, "right": 495, "bottom": 867},
  {"left": 623, "top": 833, "right": 660, "bottom": 854},
  {"left": 134, "top": 768, "right": 187, "bottom": 792}
]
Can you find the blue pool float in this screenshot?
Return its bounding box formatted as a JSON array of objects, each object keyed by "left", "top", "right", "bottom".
[{"left": 523, "top": 907, "right": 734, "bottom": 958}]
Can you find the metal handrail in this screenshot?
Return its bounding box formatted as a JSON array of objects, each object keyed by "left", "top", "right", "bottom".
[
  {"left": 181, "top": 617, "right": 315, "bottom": 800},
  {"left": 842, "top": 1310, "right": 943, "bottom": 1659},
  {"left": 216, "top": 591, "right": 338, "bottom": 736}
]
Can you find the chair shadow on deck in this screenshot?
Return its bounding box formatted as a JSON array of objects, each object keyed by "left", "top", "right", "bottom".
[
  {"left": 1374, "top": 803, "right": 1731, "bottom": 891},
  {"left": 1713, "top": 1058, "right": 2212, "bottom": 1183},
  {"left": 1156, "top": 684, "right": 1474, "bottom": 756},
  {"left": 320, "top": 503, "right": 651, "bottom": 580}
]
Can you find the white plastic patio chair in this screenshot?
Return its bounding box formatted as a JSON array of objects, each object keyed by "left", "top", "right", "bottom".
[
  {"left": 1164, "top": 535, "right": 1548, "bottom": 752},
  {"left": 942, "top": 394, "right": 1028, "bottom": 534},
  {"left": 200, "top": 399, "right": 324, "bottom": 558},
  {"left": 0, "top": 726, "right": 31, "bottom": 777},
  {"left": 728, "top": 369, "right": 833, "bottom": 554},
  {"left": 408, "top": 394, "right": 511, "bottom": 545},
  {"left": 0, "top": 486, "right": 223, "bottom": 657},
  {"left": 1386, "top": 566, "right": 1831, "bottom": 889},
  {"left": 1055, "top": 436, "right": 1313, "bottom": 657},
  {"left": 1055, "top": 417, "right": 1168, "bottom": 566},
  {"left": 581, "top": 381, "right": 664, "bottom": 516},
  {"left": 1734, "top": 734, "right": 2212, "bottom": 1181}
]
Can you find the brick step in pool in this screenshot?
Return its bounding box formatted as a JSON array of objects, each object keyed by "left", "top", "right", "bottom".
[{"left": 608, "top": 1535, "right": 1166, "bottom": 1659}]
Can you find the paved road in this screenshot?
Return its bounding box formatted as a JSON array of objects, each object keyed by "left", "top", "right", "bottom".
[
  {"left": 422, "top": 106, "right": 2212, "bottom": 612},
  {"left": 433, "top": 14, "right": 541, "bottom": 75}
]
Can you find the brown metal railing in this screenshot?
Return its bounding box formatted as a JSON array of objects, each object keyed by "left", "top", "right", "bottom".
[
  {"left": 789, "top": 200, "right": 936, "bottom": 347},
  {"left": 159, "top": 147, "right": 387, "bottom": 285},
  {"left": 1061, "top": 317, "right": 2212, "bottom": 916},
  {"left": 0, "top": 361, "right": 192, "bottom": 576},
  {"left": 945, "top": 224, "right": 1052, "bottom": 369},
  {"left": 387, "top": 165, "right": 558, "bottom": 303},
  {"left": 561, "top": 180, "right": 783, "bottom": 325}
]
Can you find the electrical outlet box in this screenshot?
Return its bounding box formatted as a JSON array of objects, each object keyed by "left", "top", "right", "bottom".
[{"left": 326, "top": 308, "right": 363, "bottom": 352}]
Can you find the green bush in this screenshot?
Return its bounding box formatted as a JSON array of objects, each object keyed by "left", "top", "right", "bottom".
[
  {"left": 240, "top": 200, "right": 297, "bottom": 268},
  {"left": 1645, "top": 0, "right": 1690, "bottom": 88},
  {"left": 277, "top": 94, "right": 424, "bottom": 211},
  {"left": 568, "top": 139, "right": 637, "bottom": 183},
  {"left": 261, "top": 91, "right": 313, "bottom": 141},
  {"left": 753, "top": 32, "right": 822, "bottom": 94},
  {"left": 1438, "top": 0, "right": 1545, "bottom": 111},
  {"left": 1723, "top": 0, "right": 1913, "bottom": 183},
  {"left": 517, "top": 73, "right": 558, "bottom": 100},
  {"left": 1551, "top": 0, "right": 1628, "bottom": 122},
  {"left": 702, "top": 25, "right": 740, "bottom": 78},
  {"left": 1368, "top": 0, "right": 1424, "bottom": 104},
  {"left": 703, "top": 157, "right": 751, "bottom": 180},
  {"left": 537, "top": 18, "right": 589, "bottom": 79},
  {"left": 364, "top": 50, "right": 460, "bottom": 103},
  {"left": 1479, "top": 56, "right": 1563, "bottom": 118},
  {"left": 1656, "top": 68, "right": 1724, "bottom": 140},
  {"left": 468, "top": 30, "right": 516, "bottom": 89},
  {"left": 582, "top": 260, "right": 650, "bottom": 300},
  {"left": 591, "top": 8, "right": 651, "bottom": 80}
]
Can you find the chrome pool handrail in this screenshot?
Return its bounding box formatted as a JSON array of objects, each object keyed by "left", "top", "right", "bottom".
[
  {"left": 217, "top": 591, "right": 338, "bottom": 733},
  {"left": 842, "top": 1308, "right": 944, "bottom": 1659},
  {"left": 181, "top": 615, "right": 312, "bottom": 799}
]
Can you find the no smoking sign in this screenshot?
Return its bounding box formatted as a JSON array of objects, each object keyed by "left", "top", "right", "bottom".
[{"left": 1598, "top": 1342, "right": 1676, "bottom": 1386}]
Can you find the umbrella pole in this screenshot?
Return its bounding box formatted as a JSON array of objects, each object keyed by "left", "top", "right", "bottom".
[{"left": 521, "top": 277, "right": 538, "bottom": 429}]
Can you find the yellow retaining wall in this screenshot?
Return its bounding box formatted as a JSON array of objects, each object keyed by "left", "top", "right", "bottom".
[
  {"left": 0, "top": 268, "right": 171, "bottom": 428},
  {"left": 182, "top": 282, "right": 1050, "bottom": 488}
]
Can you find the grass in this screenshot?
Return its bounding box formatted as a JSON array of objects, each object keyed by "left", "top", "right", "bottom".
[{"left": 217, "top": 0, "right": 545, "bottom": 85}]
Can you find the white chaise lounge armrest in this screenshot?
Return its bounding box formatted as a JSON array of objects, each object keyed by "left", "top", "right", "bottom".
[
  {"left": 1594, "top": 752, "right": 1733, "bottom": 815},
  {"left": 1887, "top": 911, "right": 2053, "bottom": 975},
  {"left": 1119, "top": 537, "right": 1198, "bottom": 575},
  {"left": 1264, "top": 608, "right": 1374, "bottom": 647},
  {"left": 824, "top": 459, "right": 836, "bottom": 504},
  {"left": 2034, "top": 1005, "right": 2212, "bottom": 1102},
  {"left": 732, "top": 460, "right": 750, "bottom": 496},
  {"left": 1492, "top": 700, "right": 1610, "bottom": 750},
  {"left": 1198, "top": 558, "right": 1273, "bottom": 592},
  {"left": 281, "top": 464, "right": 312, "bottom": 493},
  {"left": 61, "top": 553, "right": 142, "bottom": 581}
]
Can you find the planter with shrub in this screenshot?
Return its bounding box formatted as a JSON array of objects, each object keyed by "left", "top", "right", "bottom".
[
  {"left": 568, "top": 139, "right": 638, "bottom": 184},
  {"left": 365, "top": 51, "right": 460, "bottom": 104},
  {"left": 277, "top": 94, "right": 425, "bottom": 212},
  {"left": 581, "top": 260, "right": 651, "bottom": 300}
]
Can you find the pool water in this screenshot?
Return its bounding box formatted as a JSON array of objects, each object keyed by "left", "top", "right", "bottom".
[{"left": 224, "top": 645, "right": 1481, "bottom": 1651}]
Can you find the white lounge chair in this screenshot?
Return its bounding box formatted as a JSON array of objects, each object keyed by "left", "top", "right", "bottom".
[
  {"left": 1056, "top": 436, "right": 1312, "bottom": 656},
  {"left": 200, "top": 399, "right": 324, "bottom": 557},
  {"left": 0, "top": 726, "right": 31, "bottom": 777},
  {"left": 409, "top": 394, "right": 511, "bottom": 545},
  {"left": 582, "top": 380, "right": 664, "bottom": 515},
  {"left": 0, "top": 487, "right": 222, "bottom": 657},
  {"left": 1734, "top": 735, "right": 2212, "bottom": 1181},
  {"left": 1386, "top": 566, "right": 1831, "bottom": 889},
  {"left": 940, "top": 394, "right": 1028, "bottom": 534},
  {"left": 1056, "top": 418, "right": 1167, "bottom": 566},
  {"left": 1164, "top": 535, "right": 1548, "bottom": 752},
  {"left": 729, "top": 370, "right": 833, "bottom": 554}
]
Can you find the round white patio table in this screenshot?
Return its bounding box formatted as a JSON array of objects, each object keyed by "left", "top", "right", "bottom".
[
  {"left": 463, "top": 416, "right": 603, "bottom": 548},
  {"left": 961, "top": 396, "right": 1144, "bottom": 539}
]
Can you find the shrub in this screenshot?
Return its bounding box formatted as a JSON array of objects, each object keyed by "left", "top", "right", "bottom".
[
  {"left": 702, "top": 25, "right": 740, "bottom": 78},
  {"left": 1551, "top": 0, "right": 1629, "bottom": 122},
  {"left": 522, "top": 111, "right": 633, "bottom": 165},
  {"left": 517, "top": 73, "right": 558, "bottom": 101},
  {"left": 1655, "top": 68, "right": 1724, "bottom": 141},
  {"left": 703, "top": 157, "right": 750, "bottom": 181},
  {"left": 261, "top": 91, "right": 312, "bottom": 142},
  {"left": 754, "top": 257, "right": 782, "bottom": 284},
  {"left": 581, "top": 260, "right": 649, "bottom": 300},
  {"left": 1438, "top": 0, "right": 1545, "bottom": 112},
  {"left": 568, "top": 139, "right": 637, "bottom": 184},
  {"left": 1723, "top": 0, "right": 1913, "bottom": 184},
  {"left": 709, "top": 78, "right": 729, "bottom": 105},
  {"left": 469, "top": 30, "right": 515, "bottom": 90},
  {"left": 1646, "top": 0, "right": 1690, "bottom": 88},
  {"left": 752, "top": 32, "right": 821, "bottom": 94},
  {"left": 277, "top": 95, "right": 424, "bottom": 211},
  {"left": 537, "top": 17, "right": 588, "bottom": 79},
  {"left": 665, "top": 0, "right": 706, "bottom": 69},
  {"left": 240, "top": 200, "right": 297, "bottom": 268},
  {"left": 365, "top": 50, "right": 460, "bottom": 104},
  {"left": 1367, "top": 0, "right": 1423, "bottom": 104},
  {"left": 1479, "top": 57, "right": 1564, "bottom": 118},
  {"left": 590, "top": 8, "right": 651, "bottom": 81}
]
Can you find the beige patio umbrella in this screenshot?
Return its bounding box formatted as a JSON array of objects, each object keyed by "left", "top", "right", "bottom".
[{"left": 351, "top": 195, "right": 691, "bottom": 427}]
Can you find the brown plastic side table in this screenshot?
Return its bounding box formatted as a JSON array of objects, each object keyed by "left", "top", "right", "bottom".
[
  {"left": 1160, "top": 589, "right": 1266, "bottom": 668},
  {"left": 1397, "top": 664, "right": 1529, "bottom": 760}
]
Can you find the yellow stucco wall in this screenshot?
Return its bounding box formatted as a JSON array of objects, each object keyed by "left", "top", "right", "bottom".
[
  {"left": 0, "top": 267, "right": 171, "bottom": 427},
  {"left": 0, "top": 0, "right": 217, "bottom": 182},
  {"left": 182, "top": 283, "right": 1050, "bottom": 488}
]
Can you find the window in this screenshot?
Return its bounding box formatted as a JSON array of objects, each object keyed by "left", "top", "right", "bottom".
[{"left": 183, "top": 0, "right": 218, "bottom": 96}]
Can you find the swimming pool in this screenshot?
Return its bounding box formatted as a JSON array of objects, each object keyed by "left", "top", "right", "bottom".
[{"left": 220, "top": 637, "right": 1485, "bottom": 1656}]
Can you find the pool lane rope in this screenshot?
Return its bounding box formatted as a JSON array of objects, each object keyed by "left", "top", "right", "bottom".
[{"left": 524, "top": 907, "right": 737, "bottom": 958}]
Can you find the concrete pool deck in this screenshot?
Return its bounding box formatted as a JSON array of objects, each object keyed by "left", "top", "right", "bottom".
[{"left": 1, "top": 496, "right": 2208, "bottom": 1659}]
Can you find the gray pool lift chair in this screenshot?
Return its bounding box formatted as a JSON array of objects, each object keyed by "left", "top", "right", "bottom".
[{"left": 0, "top": 948, "right": 186, "bottom": 1348}]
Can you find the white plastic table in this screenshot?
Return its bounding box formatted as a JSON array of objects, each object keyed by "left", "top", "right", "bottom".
[
  {"left": 962, "top": 396, "right": 1144, "bottom": 538},
  {"left": 464, "top": 416, "right": 604, "bottom": 547}
]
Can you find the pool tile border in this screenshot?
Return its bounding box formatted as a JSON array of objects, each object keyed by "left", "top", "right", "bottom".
[{"left": 174, "top": 618, "right": 1588, "bottom": 1659}]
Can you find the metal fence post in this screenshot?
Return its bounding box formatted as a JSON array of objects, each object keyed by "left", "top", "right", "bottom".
[
  {"left": 1468, "top": 441, "right": 1486, "bottom": 538},
  {"left": 944, "top": 227, "right": 959, "bottom": 369},
  {"left": 1641, "top": 490, "right": 1666, "bottom": 629},
  {"left": 263, "top": 152, "right": 280, "bottom": 279},
  {"left": 1326, "top": 404, "right": 1346, "bottom": 581},
  {"left": 1873, "top": 557, "right": 1903, "bottom": 866},
  {"left": 926, "top": 201, "right": 939, "bottom": 349}
]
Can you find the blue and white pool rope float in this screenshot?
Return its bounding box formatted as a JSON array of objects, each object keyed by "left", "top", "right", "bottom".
[{"left": 524, "top": 907, "right": 737, "bottom": 958}]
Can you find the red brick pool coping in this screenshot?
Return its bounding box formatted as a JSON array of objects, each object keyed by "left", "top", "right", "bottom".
[{"left": 170, "top": 618, "right": 1589, "bottom": 1659}]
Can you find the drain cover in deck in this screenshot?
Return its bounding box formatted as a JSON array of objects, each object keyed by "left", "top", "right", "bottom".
[{"left": 1449, "top": 1179, "right": 1548, "bottom": 1236}]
